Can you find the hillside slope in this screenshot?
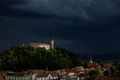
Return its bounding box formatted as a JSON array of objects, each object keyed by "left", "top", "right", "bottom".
[{"left": 0, "top": 46, "right": 81, "bottom": 71}]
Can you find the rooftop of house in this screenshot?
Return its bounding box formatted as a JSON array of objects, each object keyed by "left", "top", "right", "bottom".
[
  {"left": 101, "top": 77, "right": 120, "bottom": 80},
  {"left": 72, "top": 66, "right": 85, "bottom": 71},
  {"left": 26, "top": 69, "right": 46, "bottom": 74},
  {"left": 37, "top": 73, "right": 49, "bottom": 77},
  {"left": 5, "top": 72, "right": 30, "bottom": 77},
  {"left": 58, "top": 69, "right": 68, "bottom": 73},
  {"left": 0, "top": 73, "right": 5, "bottom": 80},
  {"left": 85, "top": 67, "right": 96, "bottom": 72}
]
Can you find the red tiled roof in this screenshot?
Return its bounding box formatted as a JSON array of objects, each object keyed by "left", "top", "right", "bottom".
[
  {"left": 85, "top": 67, "right": 95, "bottom": 72},
  {"left": 62, "top": 73, "right": 69, "bottom": 77},
  {"left": 58, "top": 69, "right": 67, "bottom": 73},
  {"left": 49, "top": 70, "right": 57, "bottom": 74},
  {"left": 73, "top": 66, "right": 84, "bottom": 71},
  {"left": 103, "top": 64, "right": 112, "bottom": 69},
  {"left": 26, "top": 69, "right": 46, "bottom": 74},
  {"left": 101, "top": 77, "right": 120, "bottom": 80},
  {"left": 37, "top": 73, "right": 49, "bottom": 77},
  {"left": 0, "top": 73, "right": 5, "bottom": 80},
  {"left": 88, "top": 63, "right": 97, "bottom": 67},
  {"left": 13, "top": 72, "right": 22, "bottom": 76}
]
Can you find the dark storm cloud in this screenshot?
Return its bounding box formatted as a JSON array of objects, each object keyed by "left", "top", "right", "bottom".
[
  {"left": 0, "top": 0, "right": 55, "bottom": 19},
  {"left": 0, "top": 0, "right": 120, "bottom": 20},
  {"left": 0, "top": 0, "right": 120, "bottom": 55},
  {"left": 0, "top": 0, "right": 24, "bottom": 14}
]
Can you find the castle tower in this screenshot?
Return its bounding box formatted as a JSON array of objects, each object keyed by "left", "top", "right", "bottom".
[{"left": 51, "top": 40, "right": 54, "bottom": 49}]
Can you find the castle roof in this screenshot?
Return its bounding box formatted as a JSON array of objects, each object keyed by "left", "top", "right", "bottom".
[{"left": 23, "top": 43, "right": 51, "bottom": 46}]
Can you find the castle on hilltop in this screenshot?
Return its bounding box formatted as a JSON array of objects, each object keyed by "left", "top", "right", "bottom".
[{"left": 21, "top": 40, "right": 54, "bottom": 50}]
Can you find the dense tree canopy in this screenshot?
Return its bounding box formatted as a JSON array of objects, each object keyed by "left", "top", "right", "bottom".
[
  {"left": 0, "top": 46, "right": 81, "bottom": 71},
  {"left": 88, "top": 70, "right": 101, "bottom": 76}
]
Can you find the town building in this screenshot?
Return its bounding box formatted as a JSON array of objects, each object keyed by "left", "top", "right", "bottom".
[
  {"left": 0, "top": 72, "right": 5, "bottom": 80},
  {"left": 35, "top": 73, "right": 59, "bottom": 80},
  {"left": 4, "top": 72, "right": 32, "bottom": 80},
  {"left": 2, "top": 63, "right": 120, "bottom": 80}
]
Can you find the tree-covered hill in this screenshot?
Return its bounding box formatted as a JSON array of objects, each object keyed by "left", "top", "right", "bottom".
[{"left": 0, "top": 46, "right": 81, "bottom": 71}]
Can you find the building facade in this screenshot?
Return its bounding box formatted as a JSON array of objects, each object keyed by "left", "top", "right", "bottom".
[
  {"left": 21, "top": 40, "right": 54, "bottom": 50},
  {"left": 35, "top": 74, "right": 58, "bottom": 80},
  {"left": 4, "top": 72, "right": 32, "bottom": 80}
]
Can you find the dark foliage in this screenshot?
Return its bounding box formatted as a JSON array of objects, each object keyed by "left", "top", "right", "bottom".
[
  {"left": 0, "top": 46, "right": 81, "bottom": 71},
  {"left": 88, "top": 70, "right": 100, "bottom": 76}
]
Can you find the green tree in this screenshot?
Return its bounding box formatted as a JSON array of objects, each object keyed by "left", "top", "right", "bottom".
[
  {"left": 0, "top": 46, "right": 81, "bottom": 71},
  {"left": 88, "top": 70, "right": 100, "bottom": 76},
  {"left": 104, "top": 70, "right": 109, "bottom": 76}
]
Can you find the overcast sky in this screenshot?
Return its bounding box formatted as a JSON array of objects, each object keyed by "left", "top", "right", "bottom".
[{"left": 0, "top": 0, "right": 120, "bottom": 55}]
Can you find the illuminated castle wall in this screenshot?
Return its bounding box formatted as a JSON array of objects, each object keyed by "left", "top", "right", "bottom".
[{"left": 21, "top": 40, "right": 54, "bottom": 50}]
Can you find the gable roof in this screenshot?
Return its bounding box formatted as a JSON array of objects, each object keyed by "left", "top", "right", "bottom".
[
  {"left": 0, "top": 73, "right": 5, "bottom": 80},
  {"left": 26, "top": 69, "right": 46, "bottom": 74},
  {"left": 37, "top": 73, "right": 49, "bottom": 77}
]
